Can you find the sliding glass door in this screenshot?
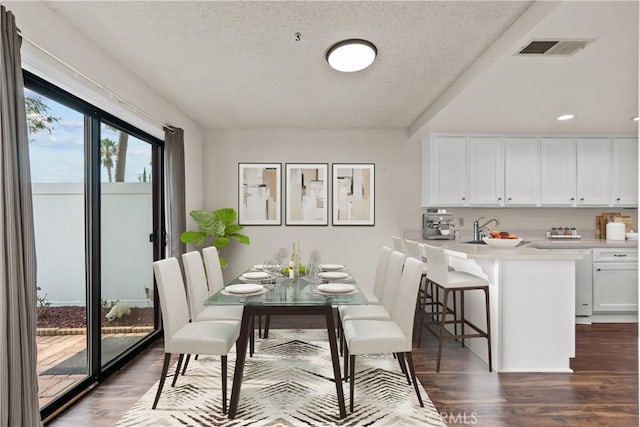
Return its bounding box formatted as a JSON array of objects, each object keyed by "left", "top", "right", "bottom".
[
  {"left": 24, "top": 72, "right": 164, "bottom": 419},
  {"left": 99, "top": 123, "right": 156, "bottom": 366},
  {"left": 28, "top": 88, "right": 89, "bottom": 408}
]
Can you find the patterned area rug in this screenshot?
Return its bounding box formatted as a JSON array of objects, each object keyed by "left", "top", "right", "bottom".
[{"left": 117, "top": 329, "right": 445, "bottom": 426}]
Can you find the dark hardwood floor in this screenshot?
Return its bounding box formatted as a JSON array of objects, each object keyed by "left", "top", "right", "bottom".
[{"left": 48, "top": 317, "right": 638, "bottom": 426}]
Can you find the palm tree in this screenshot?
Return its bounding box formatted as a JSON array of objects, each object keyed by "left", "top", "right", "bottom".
[
  {"left": 100, "top": 138, "right": 118, "bottom": 182},
  {"left": 114, "top": 130, "right": 128, "bottom": 182},
  {"left": 103, "top": 124, "right": 129, "bottom": 182}
]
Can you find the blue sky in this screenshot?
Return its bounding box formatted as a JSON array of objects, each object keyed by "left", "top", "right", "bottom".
[{"left": 25, "top": 88, "right": 153, "bottom": 183}]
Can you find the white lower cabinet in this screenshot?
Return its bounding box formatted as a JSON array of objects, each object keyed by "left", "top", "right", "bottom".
[{"left": 592, "top": 249, "right": 638, "bottom": 313}]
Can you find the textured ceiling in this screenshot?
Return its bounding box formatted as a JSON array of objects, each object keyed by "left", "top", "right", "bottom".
[
  {"left": 45, "top": 1, "right": 532, "bottom": 130},
  {"left": 428, "top": 1, "right": 639, "bottom": 135}
]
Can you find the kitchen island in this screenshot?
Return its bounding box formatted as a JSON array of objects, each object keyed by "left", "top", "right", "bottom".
[{"left": 406, "top": 232, "right": 582, "bottom": 373}]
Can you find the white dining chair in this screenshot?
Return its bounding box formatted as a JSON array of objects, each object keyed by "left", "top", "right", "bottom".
[
  {"left": 181, "top": 250, "right": 244, "bottom": 374},
  {"left": 152, "top": 257, "right": 240, "bottom": 414},
  {"left": 352, "top": 245, "right": 392, "bottom": 305},
  {"left": 202, "top": 246, "right": 225, "bottom": 296},
  {"left": 339, "top": 248, "right": 402, "bottom": 324},
  {"left": 342, "top": 256, "right": 426, "bottom": 412},
  {"left": 392, "top": 236, "right": 405, "bottom": 252},
  {"left": 183, "top": 251, "right": 243, "bottom": 322},
  {"left": 203, "top": 246, "right": 270, "bottom": 341},
  {"left": 337, "top": 247, "right": 395, "bottom": 356}
]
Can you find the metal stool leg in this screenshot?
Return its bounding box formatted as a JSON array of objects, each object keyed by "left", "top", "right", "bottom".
[{"left": 436, "top": 289, "right": 449, "bottom": 372}]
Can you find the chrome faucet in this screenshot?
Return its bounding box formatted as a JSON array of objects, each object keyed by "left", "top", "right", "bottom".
[{"left": 473, "top": 217, "right": 500, "bottom": 241}]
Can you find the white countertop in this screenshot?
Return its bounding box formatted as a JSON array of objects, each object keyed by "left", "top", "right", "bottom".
[{"left": 404, "top": 229, "right": 637, "bottom": 260}]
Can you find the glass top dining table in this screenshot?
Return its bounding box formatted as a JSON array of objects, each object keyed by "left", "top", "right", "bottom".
[
  {"left": 205, "top": 273, "right": 369, "bottom": 306},
  {"left": 205, "top": 268, "right": 368, "bottom": 420}
]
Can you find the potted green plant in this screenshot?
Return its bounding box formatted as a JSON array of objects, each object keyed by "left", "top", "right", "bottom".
[{"left": 180, "top": 208, "right": 250, "bottom": 268}]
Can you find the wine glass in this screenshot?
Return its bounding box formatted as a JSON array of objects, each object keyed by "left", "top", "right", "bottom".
[{"left": 275, "top": 248, "right": 287, "bottom": 269}]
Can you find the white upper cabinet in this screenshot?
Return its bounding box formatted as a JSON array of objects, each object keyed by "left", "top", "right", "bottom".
[
  {"left": 611, "top": 138, "right": 638, "bottom": 206},
  {"left": 540, "top": 138, "right": 576, "bottom": 205},
  {"left": 430, "top": 136, "right": 467, "bottom": 206},
  {"left": 576, "top": 138, "right": 611, "bottom": 206},
  {"left": 467, "top": 137, "right": 504, "bottom": 205},
  {"left": 423, "top": 134, "right": 637, "bottom": 208},
  {"left": 504, "top": 138, "right": 539, "bottom": 205}
]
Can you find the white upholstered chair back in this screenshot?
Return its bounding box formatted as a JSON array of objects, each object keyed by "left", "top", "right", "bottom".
[
  {"left": 202, "top": 246, "right": 224, "bottom": 295},
  {"left": 373, "top": 246, "right": 393, "bottom": 301},
  {"left": 391, "top": 236, "right": 405, "bottom": 252},
  {"left": 390, "top": 256, "right": 425, "bottom": 350},
  {"left": 153, "top": 257, "right": 190, "bottom": 344},
  {"left": 182, "top": 251, "right": 210, "bottom": 320},
  {"left": 380, "top": 250, "right": 405, "bottom": 310}
]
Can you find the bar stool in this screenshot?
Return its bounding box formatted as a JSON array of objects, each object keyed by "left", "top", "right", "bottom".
[{"left": 421, "top": 243, "right": 492, "bottom": 372}]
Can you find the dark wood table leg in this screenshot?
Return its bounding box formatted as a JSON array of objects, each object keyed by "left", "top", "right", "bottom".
[
  {"left": 228, "top": 309, "right": 253, "bottom": 419},
  {"left": 324, "top": 306, "right": 347, "bottom": 419},
  {"left": 249, "top": 315, "right": 255, "bottom": 357}
]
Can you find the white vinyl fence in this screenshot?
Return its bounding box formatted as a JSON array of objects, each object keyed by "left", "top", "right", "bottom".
[{"left": 32, "top": 183, "right": 153, "bottom": 307}]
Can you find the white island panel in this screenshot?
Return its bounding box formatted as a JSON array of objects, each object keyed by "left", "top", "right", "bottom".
[{"left": 498, "top": 259, "right": 575, "bottom": 372}]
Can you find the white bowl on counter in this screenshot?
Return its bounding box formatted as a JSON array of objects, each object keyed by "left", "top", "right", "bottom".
[
  {"left": 483, "top": 237, "right": 523, "bottom": 248},
  {"left": 440, "top": 230, "right": 451, "bottom": 236}
]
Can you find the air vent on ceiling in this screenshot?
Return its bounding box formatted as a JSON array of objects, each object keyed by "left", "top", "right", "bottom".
[{"left": 517, "top": 39, "right": 593, "bottom": 56}]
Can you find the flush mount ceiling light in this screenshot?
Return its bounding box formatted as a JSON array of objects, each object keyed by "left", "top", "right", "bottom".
[
  {"left": 326, "top": 39, "right": 377, "bottom": 72},
  {"left": 557, "top": 114, "right": 575, "bottom": 121}
]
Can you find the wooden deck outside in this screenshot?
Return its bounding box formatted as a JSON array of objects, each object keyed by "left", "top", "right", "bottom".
[{"left": 37, "top": 333, "right": 148, "bottom": 408}]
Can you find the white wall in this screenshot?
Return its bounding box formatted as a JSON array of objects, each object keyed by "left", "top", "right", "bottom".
[
  {"left": 8, "top": 2, "right": 205, "bottom": 223},
  {"left": 204, "top": 128, "right": 420, "bottom": 287}
]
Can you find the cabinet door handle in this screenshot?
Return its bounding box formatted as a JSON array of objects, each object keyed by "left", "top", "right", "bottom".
[
  {"left": 570, "top": 197, "right": 575, "bottom": 201},
  {"left": 596, "top": 268, "right": 601, "bottom": 272},
  {"left": 508, "top": 197, "right": 512, "bottom": 201},
  {"left": 497, "top": 197, "right": 502, "bottom": 201},
  {"left": 580, "top": 198, "right": 584, "bottom": 201},
  {"left": 613, "top": 254, "right": 627, "bottom": 257},
  {"left": 616, "top": 198, "right": 621, "bottom": 201},
  {"left": 461, "top": 197, "right": 466, "bottom": 201}
]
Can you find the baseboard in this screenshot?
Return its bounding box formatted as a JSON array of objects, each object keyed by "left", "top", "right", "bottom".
[{"left": 590, "top": 313, "right": 638, "bottom": 323}]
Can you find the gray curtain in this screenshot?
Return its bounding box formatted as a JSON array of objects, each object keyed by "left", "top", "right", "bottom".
[
  {"left": 164, "top": 127, "right": 186, "bottom": 258},
  {"left": 0, "top": 6, "right": 42, "bottom": 427}
]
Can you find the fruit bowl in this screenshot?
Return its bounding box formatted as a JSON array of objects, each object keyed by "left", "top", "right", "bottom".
[{"left": 483, "top": 237, "right": 522, "bottom": 248}]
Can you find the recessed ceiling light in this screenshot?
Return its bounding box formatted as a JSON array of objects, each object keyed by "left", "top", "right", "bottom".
[
  {"left": 633, "top": 116, "right": 639, "bottom": 121},
  {"left": 326, "top": 39, "right": 377, "bottom": 72},
  {"left": 557, "top": 114, "right": 575, "bottom": 121}
]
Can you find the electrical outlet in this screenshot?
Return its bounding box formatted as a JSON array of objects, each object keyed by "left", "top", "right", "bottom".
[{"left": 459, "top": 217, "right": 464, "bottom": 227}]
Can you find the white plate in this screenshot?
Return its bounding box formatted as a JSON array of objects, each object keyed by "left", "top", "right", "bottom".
[
  {"left": 318, "top": 271, "right": 349, "bottom": 280},
  {"left": 241, "top": 271, "right": 271, "bottom": 280},
  {"left": 225, "top": 284, "right": 264, "bottom": 294},
  {"left": 251, "top": 264, "right": 266, "bottom": 270},
  {"left": 317, "top": 283, "right": 355, "bottom": 293},
  {"left": 319, "top": 264, "right": 345, "bottom": 271}
]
